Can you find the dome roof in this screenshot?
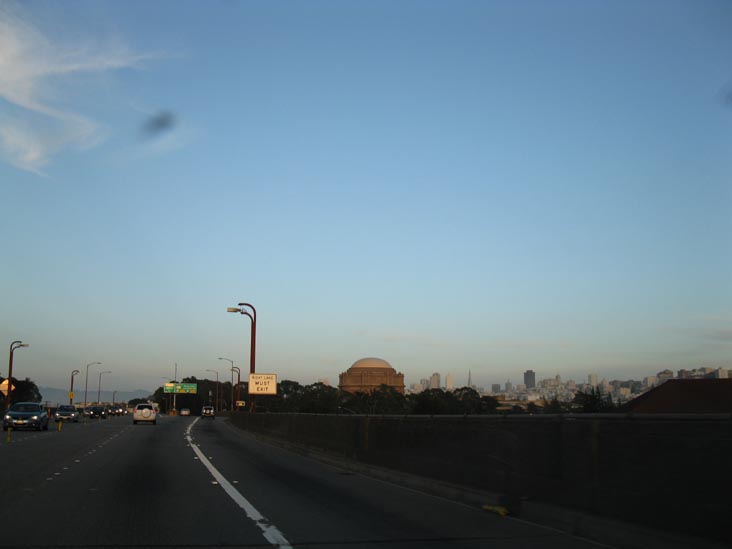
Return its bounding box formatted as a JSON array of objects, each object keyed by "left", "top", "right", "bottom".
[{"left": 349, "top": 357, "right": 393, "bottom": 370}]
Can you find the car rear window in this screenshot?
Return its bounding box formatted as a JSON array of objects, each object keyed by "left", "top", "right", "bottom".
[{"left": 137, "top": 404, "right": 153, "bottom": 410}]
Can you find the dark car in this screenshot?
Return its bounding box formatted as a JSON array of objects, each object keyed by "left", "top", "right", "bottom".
[
  {"left": 3, "top": 402, "right": 49, "bottom": 431},
  {"left": 87, "top": 406, "right": 107, "bottom": 419},
  {"left": 54, "top": 405, "right": 79, "bottom": 423},
  {"left": 201, "top": 406, "right": 215, "bottom": 419}
]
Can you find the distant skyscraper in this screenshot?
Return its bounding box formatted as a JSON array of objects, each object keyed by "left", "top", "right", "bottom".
[
  {"left": 430, "top": 372, "right": 440, "bottom": 389},
  {"left": 588, "top": 373, "right": 598, "bottom": 387},
  {"left": 643, "top": 375, "right": 657, "bottom": 388},
  {"left": 445, "top": 373, "right": 454, "bottom": 391},
  {"left": 524, "top": 370, "right": 536, "bottom": 389},
  {"left": 467, "top": 369, "right": 472, "bottom": 388},
  {"left": 491, "top": 383, "right": 501, "bottom": 393},
  {"left": 657, "top": 369, "right": 674, "bottom": 383},
  {"left": 505, "top": 379, "right": 513, "bottom": 392}
]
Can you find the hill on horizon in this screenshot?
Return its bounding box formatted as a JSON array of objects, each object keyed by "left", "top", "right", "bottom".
[{"left": 38, "top": 387, "right": 153, "bottom": 406}]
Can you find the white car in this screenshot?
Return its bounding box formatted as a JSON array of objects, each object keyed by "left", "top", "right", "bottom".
[
  {"left": 133, "top": 403, "right": 157, "bottom": 425},
  {"left": 180, "top": 408, "right": 190, "bottom": 416}
]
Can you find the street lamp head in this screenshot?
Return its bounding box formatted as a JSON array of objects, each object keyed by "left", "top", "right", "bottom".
[
  {"left": 227, "top": 307, "right": 241, "bottom": 313},
  {"left": 18, "top": 344, "right": 29, "bottom": 348}
]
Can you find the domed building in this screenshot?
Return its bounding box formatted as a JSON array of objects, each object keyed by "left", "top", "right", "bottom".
[{"left": 338, "top": 357, "right": 405, "bottom": 395}]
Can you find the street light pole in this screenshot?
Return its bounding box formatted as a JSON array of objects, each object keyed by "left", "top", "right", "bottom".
[
  {"left": 219, "top": 357, "right": 233, "bottom": 411},
  {"left": 173, "top": 362, "right": 178, "bottom": 413},
  {"left": 7, "top": 341, "right": 29, "bottom": 407},
  {"left": 206, "top": 369, "right": 219, "bottom": 411},
  {"left": 70, "top": 369, "right": 80, "bottom": 405},
  {"left": 84, "top": 362, "right": 101, "bottom": 411},
  {"left": 227, "top": 302, "right": 256, "bottom": 412},
  {"left": 231, "top": 366, "right": 241, "bottom": 408},
  {"left": 161, "top": 377, "right": 171, "bottom": 413},
  {"left": 97, "top": 371, "right": 111, "bottom": 404}
]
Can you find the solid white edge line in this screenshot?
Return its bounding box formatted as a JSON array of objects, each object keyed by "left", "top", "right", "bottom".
[{"left": 186, "top": 418, "right": 292, "bottom": 549}]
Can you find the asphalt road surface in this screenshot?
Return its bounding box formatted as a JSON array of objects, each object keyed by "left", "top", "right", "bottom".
[{"left": 0, "top": 414, "right": 609, "bottom": 548}]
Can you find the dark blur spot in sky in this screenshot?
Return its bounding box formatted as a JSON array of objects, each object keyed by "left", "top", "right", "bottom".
[{"left": 143, "top": 111, "right": 176, "bottom": 136}]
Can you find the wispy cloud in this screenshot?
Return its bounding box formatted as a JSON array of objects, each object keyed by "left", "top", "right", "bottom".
[{"left": 0, "top": 3, "right": 154, "bottom": 174}]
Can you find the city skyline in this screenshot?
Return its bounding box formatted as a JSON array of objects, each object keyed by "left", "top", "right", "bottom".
[{"left": 2, "top": 1, "right": 731, "bottom": 392}]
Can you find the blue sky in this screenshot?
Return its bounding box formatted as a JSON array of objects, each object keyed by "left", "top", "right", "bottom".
[{"left": 1, "top": 0, "right": 731, "bottom": 393}]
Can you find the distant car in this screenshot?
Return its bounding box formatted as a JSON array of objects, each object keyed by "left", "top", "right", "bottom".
[
  {"left": 180, "top": 408, "right": 190, "bottom": 416},
  {"left": 3, "top": 402, "right": 49, "bottom": 431},
  {"left": 54, "top": 405, "right": 79, "bottom": 423},
  {"left": 133, "top": 403, "right": 157, "bottom": 425},
  {"left": 201, "top": 406, "right": 215, "bottom": 419},
  {"left": 87, "top": 406, "right": 107, "bottom": 419}
]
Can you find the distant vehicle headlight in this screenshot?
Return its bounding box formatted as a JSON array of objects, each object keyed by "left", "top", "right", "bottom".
[
  {"left": 3, "top": 415, "right": 10, "bottom": 421},
  {"left": 31, "top": 415, "right": 39, "bottom": 420}
]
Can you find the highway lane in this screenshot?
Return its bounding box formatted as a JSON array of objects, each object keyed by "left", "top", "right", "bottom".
[
  {"left": 0, "top": 415, "right": 272, "bottom": 547},
  {"left": 0, "top": 414, "right": 609, "bottom": 548}
]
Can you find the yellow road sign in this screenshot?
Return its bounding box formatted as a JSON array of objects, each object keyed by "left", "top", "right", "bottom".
[{"left": 0, "top": 379, "right": 15, "bottom": 396}]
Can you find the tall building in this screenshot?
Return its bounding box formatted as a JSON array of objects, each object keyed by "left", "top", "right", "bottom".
[
  {"left": 491, "top": 383, "right": 501, "bottom": 393},
  {"left": 657, "top": 369, "right": 674, "bottom": 383},
  {"left": 588, "top": 373, "right": 598, "bottom": 387},
  {"left": 445, "top": 373, "right": 454, "bottom": 391},
  {"left": 505, "top": 379, "right": 513, "bottom": 392},
  {"left": 523, "top": 370, "right": 536, "bottom": 389},
  {"left": 643, "top": 375, "right": 657, "bottom": 388},
  {"left": 430, "top": 372, "right": 440, "bottom": 389}
]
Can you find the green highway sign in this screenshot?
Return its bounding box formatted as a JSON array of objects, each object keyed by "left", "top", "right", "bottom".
[{"left": 164, "top": 383, "right": 198, "bottom": 394}]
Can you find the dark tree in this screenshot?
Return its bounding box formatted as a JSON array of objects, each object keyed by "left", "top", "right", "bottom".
[
  {"left": 572, "top": 387, "right": 616, "bottom": 413},
  {"left": 453, "top": 387, "right": 482, "bottom": 414},
  {"left": 2, "top": 377, "right": 42, "bottom": 405},
  {"left": 407, "top": 389, "right": 449, "bottom": 415},
  {"left": 542, "top": 397, "right": 567, "bottom": 414},
  {"left": 479, "top": 395, "right": 500, "bottom": 414},
  {"left": 299, "top": 382, "right": 340, "bottom": 413},
  {"left": 370, "top": 385, "right": 407, "bottom": 414}
]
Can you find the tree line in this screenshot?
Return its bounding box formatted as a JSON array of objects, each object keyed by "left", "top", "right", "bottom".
[{"left": 146, "top": 378, "right": 618, "bottom": 415}]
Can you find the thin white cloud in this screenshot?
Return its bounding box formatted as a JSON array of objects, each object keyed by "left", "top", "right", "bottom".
[{"left": 0, "top": 3, "right": 154, "bottom": 174}]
